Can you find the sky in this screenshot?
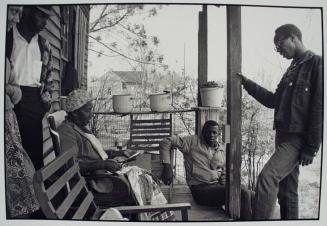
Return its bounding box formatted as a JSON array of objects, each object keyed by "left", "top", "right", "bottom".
[{"left": 88, "top": 4, "right": 322, "bottom": 91}]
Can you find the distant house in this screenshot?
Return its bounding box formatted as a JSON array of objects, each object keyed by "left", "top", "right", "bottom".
[
  {"left": 88, "top": 70, "right": 143, "bottom": 111},
  {"left": 37, "top": 5, "right": 90, "bottom": 111},
  {"left": 89, "top": 70, "right": 143, "bottom": 96}
]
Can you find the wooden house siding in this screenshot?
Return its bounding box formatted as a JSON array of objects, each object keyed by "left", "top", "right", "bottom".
[
  {"left": 37, "top": 5, "right": 90, "bottom": 111},
  {"left": 40, "top": 6, "right": 62, "bottom": 111},
  {"left": 75, "top": 5, "right": 89, "bottom": 90}
]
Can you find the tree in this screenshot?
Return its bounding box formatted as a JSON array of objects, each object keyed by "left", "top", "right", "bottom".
[
  {"left": 169, "top": 73, "right": 198, "bottom": 135},
  {"left": 88, "top": 4, "right": 170, "bottom": 114},
  {"left": 89, "top": 4, "right": 167, "bottom": 70},
  {"left": 241, "top": 92, "right": 275, "bottom": 190},
  {"left": 88, "top": 75, "right": 113, "bottom": 136}
]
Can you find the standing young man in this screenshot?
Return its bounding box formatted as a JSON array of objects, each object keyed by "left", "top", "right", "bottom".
[
  {"left": 238, "top": 24, "right": 322, "bottom": 219},
  {"left": 6, "top": 6, "right": 54, "bottom": 170}
]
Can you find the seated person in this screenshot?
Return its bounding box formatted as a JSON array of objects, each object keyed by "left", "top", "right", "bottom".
[
  {"left": 57, "top": 89, "right": 135, "bottom": 207},
  {"left": 57, "top": 89, "right": 174, "bottom": 221},
  {"left": 159, "top": 120, "right": 254, "bottom": 220}
]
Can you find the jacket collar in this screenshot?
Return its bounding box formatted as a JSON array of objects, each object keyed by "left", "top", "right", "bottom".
[
  {"left": 291, "top": 50, "right": 315, "bottom": 67},
  {"left": 65, "top": 120, "right": 91, "bottom": 139}
]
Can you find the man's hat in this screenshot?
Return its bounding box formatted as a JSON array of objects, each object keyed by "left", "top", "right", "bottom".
[{"left": 36, "top": 5, "right": 55, "bottom": 16}]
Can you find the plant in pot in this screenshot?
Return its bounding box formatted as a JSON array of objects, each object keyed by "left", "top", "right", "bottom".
[{"left": 200, "top": 81, "right": 224, "bottom": 107}]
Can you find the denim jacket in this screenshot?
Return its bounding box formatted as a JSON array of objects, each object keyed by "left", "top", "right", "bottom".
[{"left": 243, "top": 51, "right": 322, "bottom": 156}]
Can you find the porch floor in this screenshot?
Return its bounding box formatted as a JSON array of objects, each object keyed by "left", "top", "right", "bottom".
[{"left": 163, "top": 184, "right": 231, "bottom": 221}]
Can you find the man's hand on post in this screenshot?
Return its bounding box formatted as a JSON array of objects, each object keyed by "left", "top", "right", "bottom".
[
  {"left": 299, "top": 152, "right": 314, "bottom": 166},
  {"left": 236, "top": 72, "right": 247, "bottom": 84},
  {"left": 161, "top": 163, "right": 173, "bottom": 185}
]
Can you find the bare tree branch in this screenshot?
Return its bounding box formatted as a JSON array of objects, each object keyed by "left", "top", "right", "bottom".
[
  {"left": 90, "top": 5, "right": 109, "bottom": 32},
  {"left": 89, "top": 35, "right": 167, "bottom": 68},
  {"left": 88, "top": 48, "right": 119, "bottom": 57},
  {"left": 90, "top": 11, "right": 129, "bottom": 33},
  {"left": 117, "top": 23, "right": 147, "bottom": 39}
]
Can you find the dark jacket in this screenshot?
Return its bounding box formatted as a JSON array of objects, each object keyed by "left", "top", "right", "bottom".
[
  {"left": 57, "top": 120, "right": 116, "bottom": 193},
  {"left": 243, "top": 51, "right": 322, "bottom": 156}
]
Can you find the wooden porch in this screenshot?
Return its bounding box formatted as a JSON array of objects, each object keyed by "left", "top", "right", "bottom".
[
  {"left": 89, "top": 4, "right": 243, "bottom": 221},
  {"left": 39, "top": 4, "right": 243, "bottom": 222},
  {"left": 162, "top": 185, "right": 231, "bottom": 221}
]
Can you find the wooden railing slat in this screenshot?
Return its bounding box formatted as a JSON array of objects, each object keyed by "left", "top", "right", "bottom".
[
  {"left": 36, "top": 150, "right": 74, "bottom": 181},
  {"left": 47, "top": 164, "right": 79, "bottom": 200},
  {"left": 72, "top": 192, "right": 94, "bottom": 220},
  {"left": 130, "top": 135, "right": 171, "bottom": 140},
  {"left": 43, "top": 128, "right": 51, "bottom": 141},
  {"left": 56, "top": 177, "right": 86, "bottom": 219},
  {"left": 115, "top": 203, "right": 191, "bottom": 213},
  {"left": 130, "top": 140, "right": 162, "bottom": 145},
  {"left": 130, "top": 130, "right": 171, "bottom": 135},
  {"left": 131, "top": 125, "right": 171, "bottom": 130},
  {"left": 43, "top": 136, "right": 53, "bottom": 154},
  {"left": 131, "top": 118, "right": 171, "bottom": 124}
]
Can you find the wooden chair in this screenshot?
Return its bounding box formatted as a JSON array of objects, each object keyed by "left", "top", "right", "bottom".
[
  {"left": 45, "top": 111, "right": 134, "bottom": 209},
  {"left": 44, "top": 110, "right": 190, "bottom": 216},
  {"left": 33, "top": 149, "right": 191, "bottom": 220},
  {"left": 42, "top": 110, "right": 68, "bottom": 165},
  {"left": 129, "top": 113, "right": 176, "bottom": 202}
]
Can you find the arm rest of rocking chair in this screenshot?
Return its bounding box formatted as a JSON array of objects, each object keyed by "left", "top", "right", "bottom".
[{"left": 115, "top": 203, "right": 191, "bottom": 221}]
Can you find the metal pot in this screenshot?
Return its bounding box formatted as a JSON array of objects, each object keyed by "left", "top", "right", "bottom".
[
  {"left": 113, "top": 94, "right": 133, "bottom": 113},
  {"left": 149, "top": 92, "right": 171, "bottom": 112}
]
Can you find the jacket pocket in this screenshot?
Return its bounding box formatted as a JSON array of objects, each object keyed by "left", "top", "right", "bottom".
[{"left": 293, "top": 78, "right": 311, "bottom": 106}]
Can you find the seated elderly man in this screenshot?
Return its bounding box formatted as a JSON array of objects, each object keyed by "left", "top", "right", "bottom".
[
  {"left": 159, "top": 120, "right": 254, "bottom": 220},
  {"left": 57, "top": 89, "right": 135, "bottom": 207}
]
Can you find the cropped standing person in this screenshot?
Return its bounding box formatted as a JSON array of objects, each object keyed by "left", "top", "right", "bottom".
[
  {"left": 237, "top": 24, "right": 322, "bottom": 219},
  {"left": 6, "top": 6, "right": 54, "bottom": 170},
  {"left": 5, "top": 5, "right": 40, "bottom": 218}
]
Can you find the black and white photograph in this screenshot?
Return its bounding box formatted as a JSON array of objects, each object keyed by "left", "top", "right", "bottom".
[{"left": 0, "top": 0, "right": 326, "bottom": 225}]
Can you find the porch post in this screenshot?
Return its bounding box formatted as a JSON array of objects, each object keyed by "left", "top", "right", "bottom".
[
  {"left": 226, "top": 6, "right": 242, "bottom": 219},
  {"left": 196, "top": 5, "right": 208, "bottom": 135},
  {"left": 197, "top": 5, "right": 208, "bottom": 107}
]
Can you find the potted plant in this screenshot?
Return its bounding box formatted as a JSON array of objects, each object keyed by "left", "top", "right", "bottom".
[{"left": 200, "top": 81, "right": 224, "bottom": 107}]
